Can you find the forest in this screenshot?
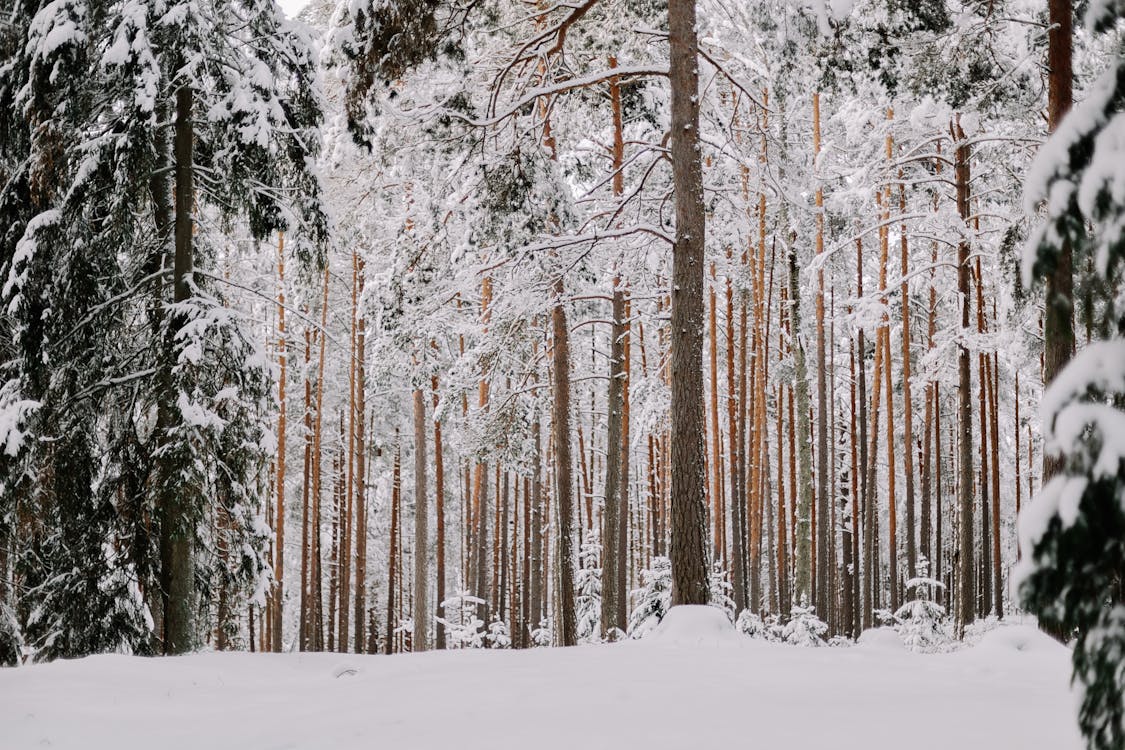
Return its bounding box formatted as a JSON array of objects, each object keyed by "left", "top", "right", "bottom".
[{"left": 1, "top": 0, "right": 1125, "bottom": 748}]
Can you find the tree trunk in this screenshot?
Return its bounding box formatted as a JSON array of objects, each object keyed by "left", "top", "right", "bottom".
[
  {"left": 432, "top": 371, "right": 446, "bottom": 649},
  {"left": 899, "top": 172, "right": 917, "bottom": 588},
  {"left": 602, "top": 275, "right": 628, "bottom": 637},
  {"left": 668, "top": 0, "right": 710, "bottom": 606},
  {"left": 352, "top": 275, "right": 368, "bottom": 653},
  {"left": 273, "top": 233, "right": 287, "bottom": 651},
  {"left": 385, "top": 435, "right": 401, "bottom": 654},
  {"left": 1043, "top": 0, "right": 1074, "bottom": 474},
  {"left": 412, "top": 387, "right": 429, "bottom": 651},
  {"left": 813, "top": 92, "right": 831, "bottom": 620},
  {"left": 551, "top": 279, "right": 579, "bottom": 642},
  {"left": 790, "top": 244, "right": 814, "bottom": 607},
  {"left": 161, "top": 82, "right": 196, "bottom": 655},
  {"left": 530, "top": 415, "right": 544, "bottom": 634},
  {"left": 954, "top": 116, "right": 975, "bottom": 635}
]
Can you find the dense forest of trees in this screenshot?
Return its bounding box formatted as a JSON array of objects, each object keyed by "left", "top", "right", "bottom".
[{"left": 1, "top": 0, "right": 1124, "bottom": 743}]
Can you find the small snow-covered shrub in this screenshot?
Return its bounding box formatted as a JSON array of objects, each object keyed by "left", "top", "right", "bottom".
[
  {"left": 783, "top": 605, "right": 828, "bottom": 647},
  {"left": 628, "top": 556, "right": 672, "bottom": 639},
  {"left": 736, "top": 610, "right": 783, "bottom": 641},
  {"left": 709, "top": 563, "right": 736, "bottom": 623},
  {"left": 0, "top": 600, "right": 21, "bottom": 665},
  {"left": 894, "top": 576, "right": 953, "bottom": 653},
  {"left": 530, "top": 621, "right": 553, "bottom": 647},
  {"left": 962, "top": 615, "right": 1002, "bottom": 648},
  {"left": 439, "top": 590, "right": 486, "bottom": 649},
  {"left": 575, "top": 533, "right": 602, "bottom": 642},
  {"left": 486, "top": 619, "right": 511, "bottom": 649}
]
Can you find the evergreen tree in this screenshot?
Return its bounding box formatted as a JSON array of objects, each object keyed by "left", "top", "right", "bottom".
[{"left": 1018, "top": 3, "right": 1125, "bottom": 748}]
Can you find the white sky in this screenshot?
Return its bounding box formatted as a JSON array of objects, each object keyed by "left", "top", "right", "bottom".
[{"left": 279, "top": 0, "right": 310, "bottom": 17}]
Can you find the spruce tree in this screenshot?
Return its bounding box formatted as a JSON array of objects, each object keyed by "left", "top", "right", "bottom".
[{"left": 1018, "top": 3, "right": 1125, "bottom": 748}]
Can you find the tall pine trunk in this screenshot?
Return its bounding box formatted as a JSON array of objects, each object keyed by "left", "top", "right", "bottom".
[{"left": 668, "top": 0, "right": 710, "bottom": 605}]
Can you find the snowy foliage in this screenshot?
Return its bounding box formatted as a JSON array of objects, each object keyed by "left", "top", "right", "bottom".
[
  {"left": 893, "top": 576, "right": 952, "bottom": 653},
  {"left": 439, "top": 590, "right": 485, "bottom": 649},
  {"left": 575, "top": 533, "right": 602, "bottom": 642},
  {"left": 1017, "top": 3, "right": 1125, "bottom": 745},
  {"left": 628, "top": 556, "right": 672, "bottom": 639},
  {"left": 782, "top": 605, "right": 829, "bottom": 647},
  {"left": 736, "top": 611, "right": 784, "bottom": 642},
  {"left": 708, "top": 563, "right": 736, "bottom": 623}
]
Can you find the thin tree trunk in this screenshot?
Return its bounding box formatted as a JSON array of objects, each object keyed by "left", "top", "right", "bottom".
[
  {"left": 432, "top": 369, "right": 446, "bottom": 649},
  {"left": 385, "top": 434, "right": 401, "bottom": 654},
  {"left": 413, "top": 387, "right": 429, "bottom": 651},
  {"left": 813, "top": 92, "right": 831, "bottom": 620},
  {"left": 602, "top": 274, "right": 628, "bottom": 637},
  {"left": 352, "top": 273, "right": 368, "bottom": 653},
  {"left": 551, "top": 279, "right": 579, "bottom": 642},
  {"left": 899, "top": 169, "right": 918, "bottom": 588},
  {"left": 954, "top": 115, "right": 975, "bottom": 635},
  {"left": 273, "top": 233, "right": 287, "bottom": 651},
  {"left": 881, "top": 108, "right": 899, "bottom": 613}
]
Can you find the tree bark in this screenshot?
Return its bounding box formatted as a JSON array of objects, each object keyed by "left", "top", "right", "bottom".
[
  {"left": 954, "top": 116, "right": 975, "bottom": 635},
  {"left": 160, "top": 82, "right": 196, "bottom": 655},
  {"left": 601, "top": 275, "right": 628, "bottom": 636},
  {"left": 668, "top": 0, "right": 710, "bottom": 606},
  {"left": 273, "top": 233, "right": 287, "bottom": 651},
  {"left": 1043, "top": 0, "right": 1074, "bottom": 477},
  {"left": 412, "top": 387, "right": 429, "bottom": 651},
  {"left": 432, "top": 371, "right": 446, "bottom": 649},
  {"left": 551, "top": 279, "right": 579, "bottom": 642},
  {"left": 813, "top": 92, "right": 831, "bottom": 620}
]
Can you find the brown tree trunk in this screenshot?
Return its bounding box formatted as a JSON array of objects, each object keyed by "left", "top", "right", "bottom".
[
  {"left": 813, "top": 92, "right": 831, "bottom": 620},
  {"left": 667, "top": 0, "right": 710, "bottom": 606},
  {"left": 899, "top": 171, "right": 918, "bottom": 588},
  {"left": 299, "top": 325, "right": 313, "bottom": 650},
  {"left": 551, "top": 279, "right": 579, "bottom": 643},
  {"left": 881, "top": 109, "right": 899, "bottom": 613},
  {"left": 385, "top": 435, "right": 401, "bottom": 654},
  {"left": 602, "top": 274, "right": 628, "bottom": 637},
  {"left": 1043, "top": 0, "right": 1073, "bottom": 485},
  {"left": 413, "top": 386, "right": 429, "bottom": 651},
  {"left": 432, "top": 370, "right": 446, "bottom": 649},
  {"left": 954, "top": 116, "right": 975, "bottom": 634},
  {"left": 352, "top": 271, "right": 368, "bottom": 653},
  {"left": 160, "top": 82, "right": 197, "bottom": 655},
  {"left": 273, "top": 233, "right": 287, "bottom": 652}
]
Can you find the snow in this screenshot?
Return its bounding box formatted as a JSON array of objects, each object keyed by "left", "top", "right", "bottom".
[
  {"left": 646, "top": 603, "right": 740, "bottom": 645},
  {"left": 0, "top": 617, "right": 1082, "bottom": 750}
]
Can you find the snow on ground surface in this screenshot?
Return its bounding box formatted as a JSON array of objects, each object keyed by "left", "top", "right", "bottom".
[{"left": 0, "top": 606, "right": 1081, "bottom": 750}]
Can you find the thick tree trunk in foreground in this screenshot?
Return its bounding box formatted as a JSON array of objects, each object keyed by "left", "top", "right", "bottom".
[
  {"left": 1042, "top": 1, "right": 1073, "bottom": 484},
  {"left": 668, "top": 0, "right": 710, "bottom": 606}
]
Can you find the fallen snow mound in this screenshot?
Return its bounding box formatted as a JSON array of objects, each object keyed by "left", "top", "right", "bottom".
[
  {"left": 646, "top": 605, "right": 741, "bottom": 646},
  {"left": 856, "top": 627, "right": 905, "bottom": 651},
  {"left": 0, "top": 618, "right": 1081, "bottom": 750},
  {"left": 974, "top": 624, "right": 1066, "bottom": 655}
]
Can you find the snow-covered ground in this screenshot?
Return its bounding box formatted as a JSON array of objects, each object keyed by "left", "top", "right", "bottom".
[{"left": 0, "top": 607, "right": 1080, "bottom": 750}]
